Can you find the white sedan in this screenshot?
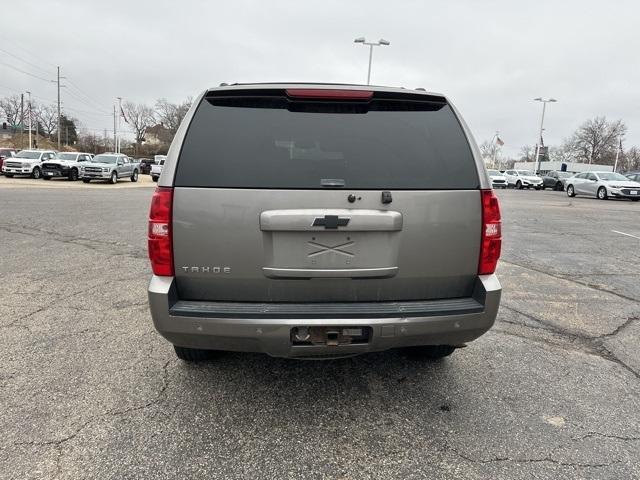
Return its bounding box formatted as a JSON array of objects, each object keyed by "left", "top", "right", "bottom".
[{"left": 565, "top": 171, "right": 640, "bottom": 201}]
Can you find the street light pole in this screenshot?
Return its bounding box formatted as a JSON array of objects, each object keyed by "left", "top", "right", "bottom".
[
  {"left": 26, "top": 91, "right": 32, "bottom": 149},
  {"left": 533, "top": 97, "right": 557, "bottom": 174},
  {"left": 354, "top": 37, "right": 390, "bottom": 85}
]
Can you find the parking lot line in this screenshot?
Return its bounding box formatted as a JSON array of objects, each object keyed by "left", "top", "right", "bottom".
[{"left": 612, "top": 230, "right": 640, "bottom": 240}]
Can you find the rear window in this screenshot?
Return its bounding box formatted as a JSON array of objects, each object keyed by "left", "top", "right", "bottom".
[{"left": 175, "top": 92, "right": 479, "bottom": 189}]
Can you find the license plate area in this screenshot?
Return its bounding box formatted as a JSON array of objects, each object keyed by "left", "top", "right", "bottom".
[{"left": 291, "top": 326, "right": 371, "bottom": 346}]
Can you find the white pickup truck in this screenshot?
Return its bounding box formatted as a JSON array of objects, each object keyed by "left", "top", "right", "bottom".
[{"left": 151, "top": 155, "right": 166, "bottom": 182}]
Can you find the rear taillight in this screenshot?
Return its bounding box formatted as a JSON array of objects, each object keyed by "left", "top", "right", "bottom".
[
  {"left": 148, "top": 187, "right": 174, "bottom": 276},
  {"left": 479, "top": 189, "right": 502, "bottom": 275}
]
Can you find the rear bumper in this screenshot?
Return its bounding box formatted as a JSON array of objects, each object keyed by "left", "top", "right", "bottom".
[{"left": 148, "top": 274, "right": 501, "bottom": 358}]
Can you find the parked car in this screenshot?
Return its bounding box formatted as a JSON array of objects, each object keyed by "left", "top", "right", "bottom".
[
  {"left": 147, "top": 83, "right": 502, "bottom": 362},
  {"left": 1, "top": 149, "right": 56, "bottom": 178},
  {"left": 138, "top": 158, "right": 154, "bottom": 174},
  {"left": 541, "top": 170, "right": 572, "bottom": 190},
  {"left": 504, "top": 169, "right": 543, "bottom": 189},
  {"left": 566, "top": 171, "right": 640, "bottom": 201},
  {"left": 80, "top": 153, "right": 140, "bottom": 184},
  {"left": 625, "top": 172, "right": 640, "bottom": 182},
  {"left": 151, "top": 157, "right": 165, "bottom": 182},
  {"left": 487, "top": 169, "right": 507, "bottom": 189},
  {"left": 42, "top": 152, "right": 93, "bottom": 181},
  {"left": 0, "top": 148, "right": 17, "bottom": 174}
]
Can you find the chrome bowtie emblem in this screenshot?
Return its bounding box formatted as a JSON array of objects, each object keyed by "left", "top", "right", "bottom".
[{"left": 312, "top": 215, "right": 350, "bottom": 229}]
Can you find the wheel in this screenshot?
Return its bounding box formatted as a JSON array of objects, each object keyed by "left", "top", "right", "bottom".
[
  {"left": 404, "top": 345, "right": 457, "bottom": 360},
  {"left": 556, "top": 182, "right": 564, "bottom": 191},
  {"left": 5, "top": 174, "right": 13, "bottom": 178},
  {"left": 173, "top": 345, "right": 215, "bottom": 362},
  {"left": 31, "top": 167, "right": 41, "bottom": 179},
  {"left": 516, "top": 180, "right": 523, "bottom": 189},
  {"left": 540, "top": 185, "right": 546, "bottom": 190},
  {"left": 151, "top": 175, "right": 158, "bottom": 182},
  {"left": 632, "top": 199, "right": 639, "bottom": 202},
  {"left": 534, "top": 186, "right": 541, "bottom": 190},
  {"left": 567, "top": 184, "right": 575, "bottom": 197},
  {"left": 68, "top": 168, "right": 78, "bottom": 181},
  {"left": 109, "top": 171, "right": 118, "bottom": 184},
  {"left": 82, "top": 178, "right": 91, "bottom": 183},
  {"left": 597, "top": 187, "right": 608, "bottom": 200},
  {"left": 42, "top": 176, "right": 52, "bottom": 180},
  {"left": 130, "top": 169, "right": 138, "bottom": 182}
]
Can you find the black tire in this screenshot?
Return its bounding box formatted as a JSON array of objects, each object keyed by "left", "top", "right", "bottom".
[
  {"left": 404, "top": 345, "right": 457, "bottom": 360},
  {"left": 567, "top": 184, "right": 575, "bottom": 197},
  {"left": 42, "top": 176, "right": 52, "bottom": 180},
  {"left": 82, "top": 178, "right": 91, "bottom": 183},
  {"left": 173, "top": 345, "right": 215, "bottom": 362},
  {"left": 632, "top": 199, "right": 639, "bottom": 202},
  {"left": 556, "top": 182, "right": 564, "bottom": 191},
  {"left": 69, "top": 168, "right": 78, "bottom": 181},
  {"left": 516, "top": 180, "right": 523, "bottom": 190},
  {"left": 31, "top": 167, "right": 41, "bottom": 179},
  {"left": 130, "top": 169, "right": 138, "bottom": 182},
  {"left": 597, "top": 187, "right": 608, "bottom": 200},
  {"left": 109, "top": 171, "right": 118, "bottom": 184},
  {"left": 151, "top": 175, "right": 158, "bottom": 182},
  {"left": 5, "top": 174, "right": 13, "bottom": 178}
]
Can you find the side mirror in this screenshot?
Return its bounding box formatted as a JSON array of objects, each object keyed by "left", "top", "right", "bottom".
[{"left": 117, "top": 161, "right": 123, "bottom": 166}]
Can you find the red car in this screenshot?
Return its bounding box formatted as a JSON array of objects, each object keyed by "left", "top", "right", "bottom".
[{"left": 0, "top": 148, "right": 17, "bottom": 175}]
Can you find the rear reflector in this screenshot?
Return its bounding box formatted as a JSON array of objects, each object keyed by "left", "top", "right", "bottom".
[
  {"left": 148, "top": 187, "right": 174, "bottom": 276},
  {"left": 286, "top": 89, "right": 373, "bottom": 100},
  {"left": 478, "top": 189, "right": 502, "bottom": 275}
]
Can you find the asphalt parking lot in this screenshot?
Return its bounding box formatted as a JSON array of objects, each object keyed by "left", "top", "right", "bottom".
[{"left": 1, "top": 179, "right": 639, "bottom": 480}]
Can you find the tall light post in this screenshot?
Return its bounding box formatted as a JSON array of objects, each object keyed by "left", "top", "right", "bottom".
[
  {"left": 533, "top": 97, "right": 557, "bottom": 174},
  {"left": 354, "top": 37, "right": 390, "bottom": 85},
  {"left": 26, "top": 91, "right": 32, "bottom": 149}
]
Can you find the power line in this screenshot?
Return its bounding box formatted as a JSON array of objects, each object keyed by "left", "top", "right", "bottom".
[
  {"left": 0, "top": 47, "right": 55, "bottom": 77},
  {"left": 65, "top": 76, "right": 112, "bottom": 111},
  {"left": 0, "top": 60, "right": 53, "bottom": 83},
  {"left": 0, "top": 37, "right": 58, "bottom": 69},
  {"left": 63, "top": 88, "right": 111, "bottom": 115}
]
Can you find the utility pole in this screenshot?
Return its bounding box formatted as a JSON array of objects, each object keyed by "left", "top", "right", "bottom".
[
  {"left": 533, "top": 97, "right": 557, "bottom": 174},
  {"left": 27, "top": 91, "right": 32, "bottom": 149},
  {"left": 117, "top": 97, "right": 122, "bottom": 154},
  {"left": 20, "top": 93, "right": 24, "bottom": 149},
  {"left": 613, "top": 136, "right": 622, "bottom": 172},
  {"left": 113, "top": 105, "right": 117, "bottom": 153},
  {"left": 57, "top": 66, "right": 61, "bottom": 151},
  {"left": 65, "top": 125, "right": 69, "bottom": 146}
]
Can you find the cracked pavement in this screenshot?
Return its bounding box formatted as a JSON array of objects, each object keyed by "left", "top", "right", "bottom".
[{"left": 0, "top": 183, "right": 639, "bottom": 479}]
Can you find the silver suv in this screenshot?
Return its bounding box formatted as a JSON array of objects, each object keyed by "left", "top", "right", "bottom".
[{"left": 147, "top": 83, "right": 502, "bottom": 361}]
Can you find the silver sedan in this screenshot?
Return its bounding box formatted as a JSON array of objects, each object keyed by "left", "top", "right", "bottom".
[{"left": 565, "top": 171, "right": 640, "bottom": 201}]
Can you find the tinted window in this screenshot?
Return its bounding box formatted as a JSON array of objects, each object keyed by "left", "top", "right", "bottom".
[{"left": 175, "top": 97, "right": 479, "bottom": 189}]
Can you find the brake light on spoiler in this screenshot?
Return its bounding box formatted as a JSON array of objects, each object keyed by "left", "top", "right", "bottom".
[{"left": 285, "top": 89, "right": 373, "bottom": 100}]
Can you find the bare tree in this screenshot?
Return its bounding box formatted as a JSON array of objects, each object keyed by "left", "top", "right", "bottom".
[
  {"left": 519, "top": 145, "right": 535, "bottom": 162},
  {"left": 563, "top": 117, "right": 626, "bottom": 165},
  {"left": 122, "top": 101, "right": 156, "bottom": 148},
  {"left": 479, "top": 140, "right": 501, "bottom": 165},
  {"left": 623, "top": 146, "right": 640, "bottom": 172},
  {"left": 0, "top": 95, "right": 22, "bottom": 131},
  {"left": 35, "top": 104, "right": 58, "bottom": 136},
  {"left": 154, "top": 97, "right": 192, "bottom": 134},
  {"left": 548, "top": 144, "right": 574, "bottom": 163}
]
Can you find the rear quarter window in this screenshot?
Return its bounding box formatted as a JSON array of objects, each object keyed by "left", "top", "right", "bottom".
[{"left": 175, "top": 94, "right": 480, "bottom": 190}]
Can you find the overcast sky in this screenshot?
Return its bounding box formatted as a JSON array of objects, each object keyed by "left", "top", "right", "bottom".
[{"left": 2, "top": 0, "right": 639, "bottom": 157}]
